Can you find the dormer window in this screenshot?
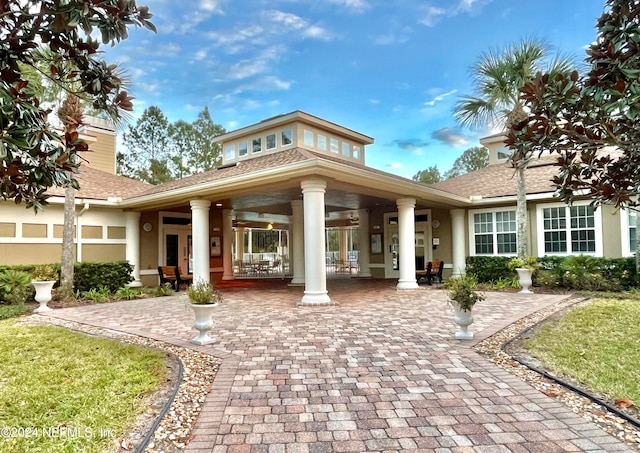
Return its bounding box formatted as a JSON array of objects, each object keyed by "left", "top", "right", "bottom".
[
  {"left": 342, "top": 142, "right": 350, "bottom": 157},
  {"left": 353, "top": 146, "right": 361, "bottom": 159},
  {"left": 330, "top": 138, "right": 339, "bottom": 153},
  {"left": 281, "top": 129, "right": 293, "bottom": 146},
  {"left": 225, "top": 144, "right": 235, "bottom": 160},
  {"left": 318, "top": 134, "right": 327, "bottom": 150},
  {"left": 303, "top": 130, "right": 314, "bottom": 147},
  {"left": 253, "top": 138, "right": 262, "bottom": 153},
  {"left": 238, "top": 141, "right": 248, "bottom": 157},
  {"left": 496, "top": 146, "right": 510, "bottom": 161},
  {"left": 266, "top": 133, "right": 276, "bottom": 150}
]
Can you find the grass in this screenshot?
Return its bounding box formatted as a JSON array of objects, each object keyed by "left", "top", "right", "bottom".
[
  {"left": 0, "top": 320, "right": 167, "bottom": 453},
  {"left": 523, "top": 297, "right": 640, "bottom": 405}
]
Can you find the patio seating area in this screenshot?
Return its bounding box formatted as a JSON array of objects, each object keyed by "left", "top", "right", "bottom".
[{"left": 41, "top": 280, "right": 635, "bottom": 452}]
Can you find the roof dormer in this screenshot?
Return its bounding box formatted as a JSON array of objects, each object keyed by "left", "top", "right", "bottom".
[{"left": 213, "top": 111, "right": 374, "bottom": 166}]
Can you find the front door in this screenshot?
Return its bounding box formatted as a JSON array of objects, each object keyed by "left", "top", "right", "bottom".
[{"left": 164, "top": 227, "right": 192, "bottom": 275}]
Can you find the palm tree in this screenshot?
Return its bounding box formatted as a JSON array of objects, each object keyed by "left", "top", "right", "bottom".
[{"left": 453, "top": 37, "right": 574, "bottom": 260}]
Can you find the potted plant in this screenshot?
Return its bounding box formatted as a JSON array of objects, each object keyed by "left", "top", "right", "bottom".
[
  {"left": 31, "top": 264, "right": 58, "bottom": 313},
  {"left": 508, "top": 256, "right": 537, "bottom": 294},
  {"left": 186, "top": 279, "right": 222, "bottom": 345},
  {"left": 443, "top": 274, "right": 485, "bottom": 340}
]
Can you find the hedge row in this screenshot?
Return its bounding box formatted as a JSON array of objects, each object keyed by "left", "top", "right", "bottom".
[
  {"left": 0, "top": 261, "right": 133, "bottom": 294},
  {"left": 466, "top": 255, "right": 638, "bottom": 291}
]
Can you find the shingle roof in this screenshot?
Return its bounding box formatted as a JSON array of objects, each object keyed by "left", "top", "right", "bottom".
[
  {"left": 428, "top": 154, "right": 560, "bottom": 199},
  {"left": 48, "top": 165, "right": 151, "bottom": 200}
]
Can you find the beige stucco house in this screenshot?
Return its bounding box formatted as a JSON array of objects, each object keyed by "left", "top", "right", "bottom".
[{"left": 1, "top": 111, "right": 635, "bottom": 303}]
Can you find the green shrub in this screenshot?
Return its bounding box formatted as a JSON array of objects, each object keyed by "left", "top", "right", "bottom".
[
  {"left": 466, "top": 256, "right": 512, "bottom": 283},
  {"left": 114, "top": 286, "right": 142, "bottom": 300},
  {"left": 0, "top": 270, "right": 34, "bottom": 304},
  {"left": 187, "top": 280, "right": 221, "bottom": 305},
  {"left": 0, "top": 304, "right": 29, "bottom": 319},
  {"left": 152, "top": 283, "right": 174, "bottom": 297},
  {"left": 82, "top": 286, "right": 112, "bottom": 303},
  {"left": 74, "top": 261, "right": 133, "bottom": 294},
  {"left": 533, "top": 269, "right": 560, "bottom": 288}
]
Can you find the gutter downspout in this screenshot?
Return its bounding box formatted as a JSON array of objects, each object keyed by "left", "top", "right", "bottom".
[{"left": 76, "top": 201, "right": 90, "bottom": 262}]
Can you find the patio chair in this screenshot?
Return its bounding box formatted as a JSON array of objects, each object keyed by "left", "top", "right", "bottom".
[
  {"left": 429, "top": 260, "right": 444, "bottom": 284},
  {"left": 416, "top": 261, "right": 432, "bottom": 284}
]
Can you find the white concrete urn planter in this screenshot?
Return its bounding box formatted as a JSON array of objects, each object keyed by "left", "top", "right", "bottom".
[
  {"left": 190, "top": 303, "right": 219, "bottom": 345},
  {"left": 32, "top": 281, "right": 55, "bottom": 313},
  {"left": 516, "top": 268, "right": 534, "bottom": 294},
  {"left": 451, "top": 301, "right": 474, "bottom": 340}
]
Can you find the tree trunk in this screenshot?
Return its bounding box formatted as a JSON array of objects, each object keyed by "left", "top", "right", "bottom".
[
  {"left": 61, "top": 183, "right": 75, "bottom": 288},
  {"left": 516, "top": 162, "right": 528, "bottom": 260}
]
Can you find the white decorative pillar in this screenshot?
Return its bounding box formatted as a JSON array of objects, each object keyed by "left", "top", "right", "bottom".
[
  {"left": 125, "top": 211, "right": 142, "bottom": 287},
  {"left": 300, "top": 180, "right": 331, "bottom": 304},
  {"left": 222, "top": 209, "right": 234, "bottom": 281},
  {"left": 340, "top": 227, "right": 348, "bottom": 262},
  {"left": 358, "top": 209, "right": 371, "bottom": 277},
  {"left": 290, "top": 200, "right": 305, "bottom": 286},
  {"left": 190, "top": 200, "right": 211, "bottom": 284},
  {"left": 396, "top": 198, "right": 418, "bottom": 290},
  {"left": 451, "top": 208, "right": 467, "bottom": 277},
  {"left": 236, "top": 227, "right": 245, "bottom": 262}
]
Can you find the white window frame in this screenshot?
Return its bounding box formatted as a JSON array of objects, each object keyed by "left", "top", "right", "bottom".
[
  {"left": 303, "top": 130, "right": 314, "bottom": 147},
  {"left": 330, "top": 138, "right": 339, "bottom": 153},
  {"left": 352, "top": 145, "right": 361, "bottom": 160},
  {"left": 225, "top": 144, "right": 235, "bottom": 160},
  {"left": 318, "top": 134, "right": 327, "bottom": 151},
  {"left": 620, "top": 208, "right": 638, "bottom": 257},
  {"left": 281, "top": 129, "right": 293, "bottom": 147},
  {"left": 266, "top": 133, "right": 276, "bottom": 150},
  {"left": 342, "top": 141, "right": 350, "bottom": 156},
  {"left": 536, "top": 201, "right": 603, "bottom": 257},
  {"left": 238, "top": 140, "right": 248, "bottom": 157},
  {"left": 468, "top": 207, "right": 518, "bottom": 256},
  {"left": 252, "top": 137, "right": 262, "bottom": 154}
]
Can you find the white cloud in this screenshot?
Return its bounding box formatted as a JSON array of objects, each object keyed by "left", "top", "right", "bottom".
[
  {"left": 194, "top": 49, "right": 208, "bottom": 60},
  {"left": 374, "top": 26, "right": 412, "bottom": 45},
  {"left": 432, "top": 128, "right": 468, "bottom": 146},
  {"left": 419, "top": 0, "right": 491, "bottom": 27},
  {"left": 328, "top": 0, "right": 370, "bottom": 13},
  {"left": 264, "top": 10, "right": 333, "bottom": 41},
  {"left": 423, "top": 89, "right": 457, "bottom": 106},
  {"left": 369, "top": 99, "right": 380, "bottom": 105},
  {"left": 386, "top": 162, "right": 403, "bottom": 168}
]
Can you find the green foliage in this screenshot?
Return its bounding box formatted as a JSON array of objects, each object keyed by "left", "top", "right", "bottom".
[
  {"left": 187, "top": 280, "right": 221, "bottom": 305},
  {"left": 443, "top": 146, "right": 489, "bottom": 179},
  {"left": 115, "top": 286, "right": 143, "bottom": 301},
  {"left": 443, "top": 274, "right": 485, "bottom": 311},
  {"left": 412, "top": 166, "right": 442, "bottom": 184},
  {"left": 468, "top": 255, "right": 638, "bottom": 291},
  {"left": 0, "top": 304, "right": 29, "bottom": 320},
  {"left": 119, "top": 105, "right": 226, "bottom": 183},
  {"left": 82, "top": 286, "right": 112, "bottom": 303},
  {"left": 74, "top": 261, "right": 133, "bottom": 294},
  {"left": 466, "top": 256, "right": 512, "bottom": 283},
  {"left": 0, "top": 0, "right": 155, "bottom": 210},
  {"left": 0, "top": 270, "right": 33, "bottom": 305},
  {"left": 153, "top": 283, "right": 175, "bottom": 297},
  {"left": 31, "top": 264, "right": 58, "bottom": 281},
  {"left": 508, "top": 0, "right": 640, "bottom": 210},
  {"left": 507, "top": 256, "right": 537, "bottom": 271}
]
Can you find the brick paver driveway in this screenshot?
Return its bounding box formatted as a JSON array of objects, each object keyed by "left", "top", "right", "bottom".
[{"left": 43, "top": 279, "right": 634, "bottom": 452}]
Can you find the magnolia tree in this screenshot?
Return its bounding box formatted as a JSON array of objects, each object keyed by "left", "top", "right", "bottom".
[
  {"left": 0, "top": 0, "right": 155, "bottom": 211},
  {"left": 507, "top": 0, "right": 640, "bottom": 272}
]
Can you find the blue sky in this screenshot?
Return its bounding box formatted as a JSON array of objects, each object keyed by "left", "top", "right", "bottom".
[{"left": 104, "top": 0, "right": 606, "bottom": 179}]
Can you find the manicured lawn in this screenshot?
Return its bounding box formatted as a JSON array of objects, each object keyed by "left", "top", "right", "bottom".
[
  {"left": 0, "top": 320, "right": 167, "bottom": 453},
  {"left": 0, "top": 305, "right": 29, "bottom": 320},
  {"left": 524, "top": 297, "right": 640, "bottom": 405}
]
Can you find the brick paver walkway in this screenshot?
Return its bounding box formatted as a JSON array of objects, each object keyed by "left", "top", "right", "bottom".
[{"left": 42, "top": 279, "right": 634, "bottom": 452}]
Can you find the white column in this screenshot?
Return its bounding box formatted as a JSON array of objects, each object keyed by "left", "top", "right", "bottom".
[
  {"left": 290, "top": 200, "right": 305, "bottom": 285},
  {"left": 396, "top": 198, "right": 418, "bottom": 290},
  {"left": 236, "top": 227, "right": 245, "bottom": 261},
  {"left": 190, "top": 200, "right": 211, "bottom": 284},
  {"left": 125, "top": 211, "right": 142, "bottom": 287},
  {"left": 340, "top": 227, "right": 348, "bottom": 261},
  {"left": 451, "top": 208, "right": 467, "bottom": 277},
  {"left": 300, "top": 180, "right": 331, "bottom": 304},
  {"left": 358, "top": 209, "right": 371, "bottom": 277},
  {"left": 222, "top": 209, "right": 234, "bottom": 281}
]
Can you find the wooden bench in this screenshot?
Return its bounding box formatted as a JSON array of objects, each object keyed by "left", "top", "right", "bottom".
[
  {"left": 158, "top": 266, "right": 193, "bottom": 291},
  {"left": 416, "top": 260, "right": 445, "bottom": 285}
]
